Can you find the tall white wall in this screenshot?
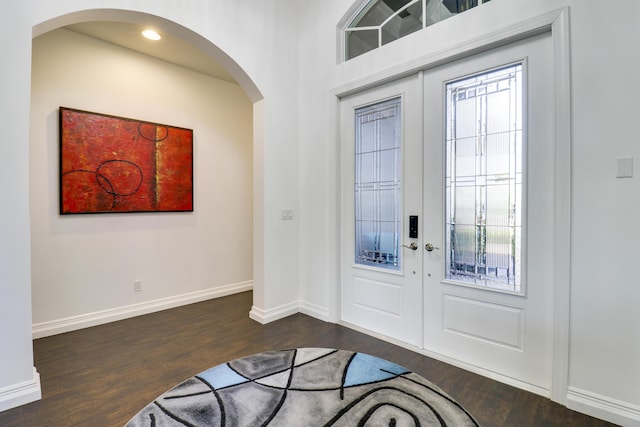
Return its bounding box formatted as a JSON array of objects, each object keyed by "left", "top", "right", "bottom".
[
  {"left": 295, "top": 0, "right": 640, "bottom": 425},
  {"left": 30, "top": 28, "right": 253, "bottom": 329},
  {"left": 568, "top": 4, "right": 640, "bottom": 422},
  {"left": 0, "top": 3, "right": 40, "bottom": 411}
]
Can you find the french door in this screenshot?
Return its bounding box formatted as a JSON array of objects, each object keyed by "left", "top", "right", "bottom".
[
  {"left": 422, "top": 32, "right": 555, "bottom": 392},
  {"left": 341, "top": 31, "right": 556, "bottom": 392},
  {"left": 340, "top": 75, "right": 423, "bottom": 347}
]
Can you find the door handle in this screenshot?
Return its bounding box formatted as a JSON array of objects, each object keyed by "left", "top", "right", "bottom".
[
  {"left": 401, "top": 242, "right": 418, "bottom": 250},
  {"left": 425, "top": 243, "right": 440, "bottom": 252}
]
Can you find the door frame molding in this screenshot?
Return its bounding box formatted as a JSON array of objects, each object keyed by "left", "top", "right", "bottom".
[{"left": 332, "top": 7, "right": 571, "bottom": 404}]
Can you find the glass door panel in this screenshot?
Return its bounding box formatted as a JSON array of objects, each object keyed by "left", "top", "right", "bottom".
[{"left": 354, "top": 98, "right": 402, "bottom": 270}]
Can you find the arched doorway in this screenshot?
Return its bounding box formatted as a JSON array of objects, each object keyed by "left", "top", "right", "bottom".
[
  {"left": 33, "top": 10, "right": 262, "bottom": 103},
  {"left": 29, "top": 10, "right": 263, "bottom": 337},
  {"left": 0, "top": 0, "right": 286, "bottom": 410}
]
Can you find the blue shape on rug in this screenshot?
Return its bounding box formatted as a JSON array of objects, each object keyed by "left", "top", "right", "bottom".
[
  {"left": 344, "top": 353, "right": 409, "bottom": 387},
  {"left": 198, "top": 363, "right": 248, "bottom": 389}
]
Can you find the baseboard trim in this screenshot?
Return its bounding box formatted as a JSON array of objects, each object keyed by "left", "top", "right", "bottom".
[
  {"left": 249, "top": 299, "right": 330, "bottom": 324},
  {"left": 0, "top": 368, "right": 41, "bottom": 412},
  {"left": 249, "top": 300, "right": 300, "bottom": 324},
  {"left": 299, "top": 301, "right": 330, "bottom": 322},
  {"left": 567, "top": 387, "right": 640, "bottom": 427},
  {"left": 248, "top": 306, "right": 267, "bottom": 323},
  {"left": 32, "top": 281, "right": 253, "bottom": 339}
]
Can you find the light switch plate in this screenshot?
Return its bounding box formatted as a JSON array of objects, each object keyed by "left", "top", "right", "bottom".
[
  {"left": 281, "top": 209, "right": 294, "bottom": 220},
  {"left": 617, "top": 157, "right": 633, "bottom": 178}
]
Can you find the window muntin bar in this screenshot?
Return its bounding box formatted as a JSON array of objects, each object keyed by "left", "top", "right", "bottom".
[
  {"left": 345, "top": 0, "right": 491, "bottom": 60},
  {"left": 445, "top": 63, "right": 523, "bottom": 292},
  {"left": 354, "top": 97, "right": 402, "bottom": 270}
]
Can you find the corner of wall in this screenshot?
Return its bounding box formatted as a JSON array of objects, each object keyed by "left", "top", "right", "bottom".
[
  {"left": 299, "top": 301, "right": 330, "bottom": 322},
  {"left": 249, "top": 300, "right": 301, "bottom": 324},
  {"left": 249, "top": 299, "right": 330, "bottom": 324},
  {"left": 0, "top": 368, "right": 41, "bottom": 413}
]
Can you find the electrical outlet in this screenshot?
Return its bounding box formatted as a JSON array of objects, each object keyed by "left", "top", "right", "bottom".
[{"left": 133, "top": 280, "right": 142, "bottom": 292}]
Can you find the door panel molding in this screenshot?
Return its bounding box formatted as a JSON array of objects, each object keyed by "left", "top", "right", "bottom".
[
  {"left": 443, "top": 295, "right": 525, "bottom": 351},
  {"left": 353, "top": 276, "right": 403, "bottom": 316}
]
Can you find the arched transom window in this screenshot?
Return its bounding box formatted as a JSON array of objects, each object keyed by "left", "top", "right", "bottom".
[{"left": 344, "top": 0, "right": 491, "bottom": 60}]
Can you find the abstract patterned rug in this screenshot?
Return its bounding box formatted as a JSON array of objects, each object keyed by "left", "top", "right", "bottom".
[{"left": 125, "top": 348, "right": 479, "bottom": 426}]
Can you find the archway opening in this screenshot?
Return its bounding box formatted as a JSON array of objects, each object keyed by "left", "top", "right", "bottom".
[{"left": 30, "top": 9, "right": 263, "bottom": 337}]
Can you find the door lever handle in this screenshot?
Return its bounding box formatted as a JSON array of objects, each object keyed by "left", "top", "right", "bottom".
[
  {"left": 401, "top": 242, "right": 418, "bottom": 250},
  {"left": 425, "top": 243, "right": 440, "bottom": 252}
]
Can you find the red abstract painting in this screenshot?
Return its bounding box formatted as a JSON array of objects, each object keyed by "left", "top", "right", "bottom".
[{"left": 59, "top": 107, "right": 193, "bottom": 214}]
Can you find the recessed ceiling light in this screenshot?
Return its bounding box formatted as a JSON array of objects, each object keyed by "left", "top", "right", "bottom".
[{"left": 142, "top": 29, "right": 161, "bottom": 41}]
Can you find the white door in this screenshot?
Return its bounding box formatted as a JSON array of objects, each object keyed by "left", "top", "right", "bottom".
[
  {"left": 422, "top": 32, "right": 555, "bottom": 392},
  {"left": 340, "top": 75, "right": 423, "bottom": 346}
]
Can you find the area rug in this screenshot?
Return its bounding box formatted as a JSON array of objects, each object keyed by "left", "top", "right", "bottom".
[{"left": 125, "top": 348, "right": 479, "bottom": 426}]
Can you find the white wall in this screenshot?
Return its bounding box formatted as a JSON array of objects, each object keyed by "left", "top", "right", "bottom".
[
  {"left": 568, "top": 3, "right": 640, "bottom": 422},
  {"left": 30, "top": 28, "right": 253, "bottom": 330},
  {"left": 0, "top": 3, "right": 39, "bottom": 411}
]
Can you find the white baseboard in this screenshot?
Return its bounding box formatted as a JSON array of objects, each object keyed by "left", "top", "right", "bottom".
[
  {"left": 32, "top": 281, "right": 253, "bottom": 339},
  {"left": 249, "top": 299, "right": 330, "bottom": 324},
  {"left": 299, "top": 301, "right": 330, "bottom": 322},
  {"left": 248, "top": 306, "right": 267, "bottom": 323},
  {"left": 249, "top": 300, "right": 300, "bottom": 324},
  {"left": 0, "top": 368, "right": 41, "bottom": 412},
  {"left": 567, "top": 387, "right": 640, "bottom": 427}
]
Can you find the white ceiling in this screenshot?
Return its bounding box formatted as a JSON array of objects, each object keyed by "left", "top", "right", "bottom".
[{"left": 65, "top": 21, "right": 237, "bottom": 84}]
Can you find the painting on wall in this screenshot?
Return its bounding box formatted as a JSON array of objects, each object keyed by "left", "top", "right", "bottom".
[{"left": 59, "top": 107, "right": 193, "bottom": 214}]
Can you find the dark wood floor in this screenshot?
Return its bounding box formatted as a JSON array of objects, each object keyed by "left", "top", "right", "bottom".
[{"left": 0, "top": 291, "right": 616, "bottom": 426}]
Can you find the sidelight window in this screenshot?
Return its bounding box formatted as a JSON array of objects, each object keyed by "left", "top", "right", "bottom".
[
  {"left": 354, "top": 97, "right": 402, "bottom": 270},
  {"left": 445, "top": 63, "right": 523, "bottom": 292}
]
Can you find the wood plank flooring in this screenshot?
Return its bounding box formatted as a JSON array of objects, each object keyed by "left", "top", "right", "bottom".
[{"left": 0, "top": 291, "right": 617, "bottom": 426}]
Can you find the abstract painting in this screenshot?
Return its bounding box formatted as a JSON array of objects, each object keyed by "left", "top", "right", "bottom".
[{"left": 59, "top": 107, "right": 193, "bottom": 214}]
